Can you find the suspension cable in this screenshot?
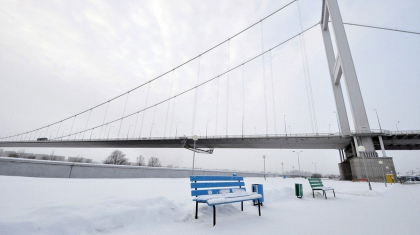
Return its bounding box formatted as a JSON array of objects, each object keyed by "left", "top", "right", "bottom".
[
  {"left": 297, "top": 0, "right": 318, "bottom": 134},
  {"left": 51, "top": 23, "right": 320, "bottom": 141},
  {"left": 343, "top": 22, "right": 420, "bottom": 36}
]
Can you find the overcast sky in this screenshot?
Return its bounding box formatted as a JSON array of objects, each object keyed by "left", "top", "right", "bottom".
[{"left": 1, "top": 0, "right": 419, "bottom": 175}]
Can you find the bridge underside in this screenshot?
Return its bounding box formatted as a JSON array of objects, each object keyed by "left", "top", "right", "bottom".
[
  {"left": 1, "top": 133, "right": 419, "bottom": 150},
  {"left": 0, "top": 136, "right": 352, "bottom": 150}
]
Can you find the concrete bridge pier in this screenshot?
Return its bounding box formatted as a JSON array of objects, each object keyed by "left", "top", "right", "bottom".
[{"left": 339, "top": 140, "right": 397, "bottom": 182}]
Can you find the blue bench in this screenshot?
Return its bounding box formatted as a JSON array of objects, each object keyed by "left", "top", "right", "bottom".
[{"left": 190, "top": 175, "right": 262, "bottom": 226}]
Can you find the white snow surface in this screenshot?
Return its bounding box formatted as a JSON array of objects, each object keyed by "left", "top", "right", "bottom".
[{"left": 0, "top": 176, "right": 419, "bottom": 235}]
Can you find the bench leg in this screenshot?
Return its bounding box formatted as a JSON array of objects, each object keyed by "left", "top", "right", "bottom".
[
  {"left": 195, "top": 201, "right": 198, "bottom": 219},
  {"left": 324, "top": 191, "right": 327, "bottom": 199},
  {"left": 213, "top": 205, "right": 216, "bottom": 226},
  {"left": 241, "top": 201, "right": 243, "bottom": 211},
  {"left": 312, "top": 190, "right": 314, "bottom": 198},
  {"left": 333, "top": 189, "right": 336, "bottom": 197},
  {"left": 258, "top": 200, "right": 261, "bottom": 216}
]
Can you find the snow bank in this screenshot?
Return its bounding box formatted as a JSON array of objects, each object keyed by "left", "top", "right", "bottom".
[{"left": 0, "top": 176, "right": 419, "bottom": 234}]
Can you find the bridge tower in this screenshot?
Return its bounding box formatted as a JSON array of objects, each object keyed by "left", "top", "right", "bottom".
[{"left": 320, "top": 0, "right": 396, "bottom": 182}]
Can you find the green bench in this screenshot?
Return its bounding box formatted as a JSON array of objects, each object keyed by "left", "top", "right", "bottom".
[{"left": 308, "top": 178, "right": 336, "bottom": 199}]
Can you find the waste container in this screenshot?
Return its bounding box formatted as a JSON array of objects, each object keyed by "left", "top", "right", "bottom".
[
  {"left": 295, "top": 183, "right": 303, "bottom": 198},
  {"left": 252, "top": 184, "right": 264, "bottom": 206},
  {"left": 386, "top": 174, "right": 395, "bottom": 183}
]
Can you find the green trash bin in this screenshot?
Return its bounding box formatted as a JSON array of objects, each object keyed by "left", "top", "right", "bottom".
[{"left": 295, "top": 183, "right": 303, "bottom": 198}]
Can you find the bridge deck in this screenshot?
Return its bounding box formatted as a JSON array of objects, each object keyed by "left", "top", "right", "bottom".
[{"left": 1, "top": 132, "right": 419, "bottom": 150}]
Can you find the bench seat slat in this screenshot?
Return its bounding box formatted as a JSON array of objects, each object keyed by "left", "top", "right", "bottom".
[
  {"left": 191, "top": 188, "right": 245, "bottom": 196},
  {"left": 206, "top": 194, "right": 262, "bottom": 206},
  {"left": 190, "top": 176, "right": 244, "bottom": 181},
  {"left": 191, "top": 182, "right": 245, "bottom": 189}
]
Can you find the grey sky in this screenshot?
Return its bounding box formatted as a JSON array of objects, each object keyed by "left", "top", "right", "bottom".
[{"left": 1, "top": 0, "right": 419, "bottom": 175}]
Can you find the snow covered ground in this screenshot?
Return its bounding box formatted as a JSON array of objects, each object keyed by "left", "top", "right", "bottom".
[{"left": 0, "top": 176, "right": 419, "bottom": 235}]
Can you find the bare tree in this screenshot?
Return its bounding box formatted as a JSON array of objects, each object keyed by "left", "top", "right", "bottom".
[
  {"left": 25, "top": 155, "right": 36, "bottom": 159},
  {"left": 7, "top": 152, "right": 18, "bottom": 158},
  {"left": 104, "top": 150, "right": 129, "bottom": 165},
  {"left": 147, "top": 157, "right": 161, "bottom": 167},
  {"left": 136, "top": 155, "right": 146, "bottom": 166}
]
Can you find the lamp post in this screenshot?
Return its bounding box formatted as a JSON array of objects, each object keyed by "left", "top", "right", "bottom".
[
  {"left": 378, "top": 161, "right": 387, "bottom": 187},
  {"left": 281, "top": 162, "right": 284, "bottom": 177},
  {"left": 396, "top": 121, "right": 400, "bottom": 132},
  {"left": 284, "top": 115, "right": 287, "bottom": 136},
  {"left": 192, "top": 135, "right": 198, "bottom": 175},
  {"left": 263, "top": 155, "right": 266, "bottom": 181},
  {"left": 206, "top": 119, "right": 210, "bottom": 138},
  {"left": 312, "top": 162, "right": 318, "bottom": 174},
  {"left": 293, "top": 151, "right": 302, "bottom": 177},
  {"left": 292, "top": 166, "right": 295, "bottom": 177},
  {"left": 358, "top": 145, "right": 372, "bottom": 190},
  {"left": 373, "top": 109, "right": 382, "bottom": 132},
  {"left": 175, "top": 121, "right": 181, "bottom": 138}
]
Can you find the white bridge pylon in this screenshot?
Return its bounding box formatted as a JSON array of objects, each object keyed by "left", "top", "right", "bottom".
[{"left": 321, "top": 0, "right": 375, "bottom": 154}]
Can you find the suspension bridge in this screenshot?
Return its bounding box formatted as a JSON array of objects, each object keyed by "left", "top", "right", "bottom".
[{"left": 0, "top": 0, "right": 419, "bottom": 180}]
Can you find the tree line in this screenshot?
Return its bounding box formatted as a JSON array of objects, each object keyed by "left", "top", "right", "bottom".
[{"left": 103, "top": 150, "right": 161, "bottom": 167}]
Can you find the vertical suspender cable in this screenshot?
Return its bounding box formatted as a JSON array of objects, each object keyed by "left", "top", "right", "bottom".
[
  {"left": 261, "top": 21, "right": 269, "bottom": 136},
  {"left": 82, "top": 109, "right": 92, "bottom": 139},
  {"left": 164, "top": 70, "right": 175, "bottom": 137},
  {"left": 133, "top": 111, "right": 140, "bottom": 139},
  {"left": 215, "top": 76, "right": 220, "bottom": 135},
  {"left": 68, "top": 115, "right": 77, "bottom": 140},
  {"left": 118, "top": 92, "right": 130, "bottom": 138},
  {"left": 149, "top": 105, "right": 157, "bottom": 138},
  {"left": 191, "top": 56, "right": 201, "bottom": 136},
  {"left": 269, "top": 50, "right": 277, "bottom": 135},
  {"left": 56, "top": 121, "right": 62, "bottom": 139},
  {"left": 297, "top": 0, "right": 318, "bottom": 133},
  {"left": 169, "top": 96, "right": 177, "bottom": 137},
  {"left": 226, "top": 40, "right": 230, "bottom": 136},
  {"left": 45, "top": 125, "right": 50, "bottom": 138},
  {"left": 99, "top": 101, "right": 110, "bottom": 138},
  {"left": 139, "top": 82, "right": 151, "bottom": 138},
  {"left": 242, "top": 64, "right": 245, "bottom": 137}
]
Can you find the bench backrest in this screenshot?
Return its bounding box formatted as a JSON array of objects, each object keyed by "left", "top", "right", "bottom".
[
  {"left": 308, "top": 178, "right": 323, "bottom": 188},
  {"left": 190, "top": 175, "right": 246, "bottom": 197}
]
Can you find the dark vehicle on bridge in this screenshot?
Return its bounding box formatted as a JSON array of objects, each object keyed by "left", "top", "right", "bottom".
[{"left": 37, "top": 138, "right": 48, "bottom": 141}]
